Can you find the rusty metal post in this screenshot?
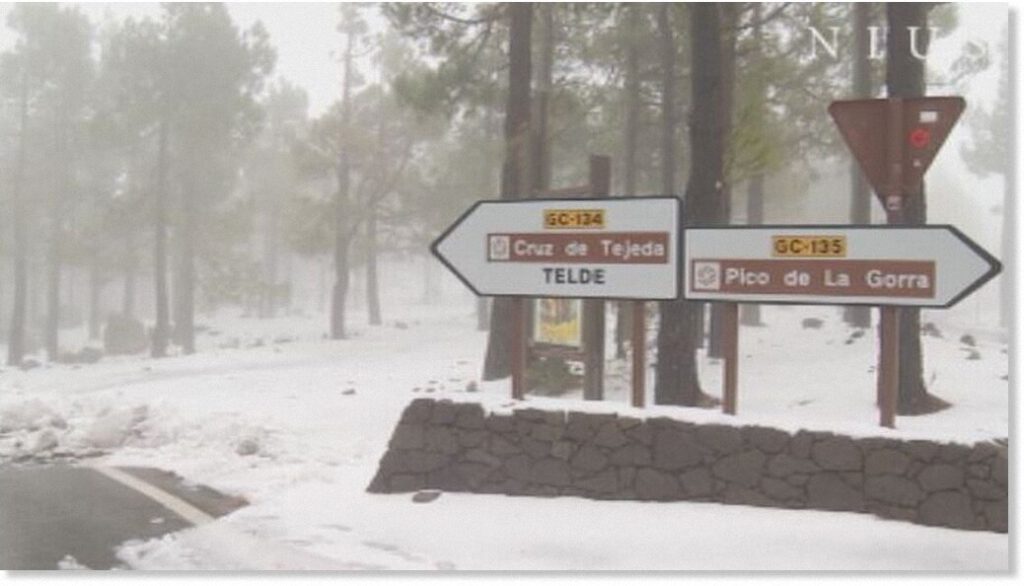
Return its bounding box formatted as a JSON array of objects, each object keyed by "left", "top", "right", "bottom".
[
  {"left": 722, "top": 302, "right": 739, "bottom": 415},
  {"left": 631, "top": 301, "right": 645, "bottom": 408}
]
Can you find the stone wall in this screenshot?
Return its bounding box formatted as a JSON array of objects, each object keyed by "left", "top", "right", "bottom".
[{"left": 367, "top": 399, "right": 1007, "bottom": 533}]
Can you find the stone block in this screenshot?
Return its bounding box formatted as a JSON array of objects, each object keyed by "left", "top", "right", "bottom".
[
  {"left": 635, "top": 468, "right": 680, "bottom": 501},
  {"left": 609, "top": 443, "right": 652, "bottom": 467},
  {"left": 465, "top": 448, "right": 503, "bottom": 469},
  {"left": 766, "top": 453, "right": 819, "bottom": 477},
  {"left": 390, "top": 423, "right": 425, "bottom": 450},
  {"left": 696, "top": 424, "right": 744, "bottom": 454},
  {"left": 905, "top": 440, "right": 939, "bottom": 462},
  {"left": 513, "top": 408, "right": 548, "bottom": 422},
  {"left": 424, "top": 426, "right": 460, "bottom": 454},
  {"left": 574, "top": 469, "right": 619, "bottom": 494},
  {"left": 712, "top": 450, "right": 766, "bottom": 488},
  {"left": 624, "top": 423, "right": 653, "bottom": 445},
  {"left": 490, "top": 435, "right": 521, "bottom": 456},
  {"left": 865, "top": 475, "right": 924, "bottom": 507},
  {"left": 982, "top": 499, "right": 1008, "bottom": 533},
  {"left": 454, "top": 403, "right": 486, "bottom": 429},
  {"left": 531, "top": 423, "right": 564, "bottom": 442},
  {"left": 531, "top": 458, "right": 572, "bottom": 487},
  {"left": 811, "top": 437, "right": 862, "bottom": 471},
  {"left": 790, "top": 430, "right": 814, "bottom": 459},
  {"left": 571, "top": 444, "right": 609, "bottom": 472},
  {"left": 503, "top": 454, "right": 531, "bottom": 482},
  {"left": 390, "top": 474, "right": 424, "bottom": 492},
  {"left": 968, "top": 442, "right": 1000, "bottom": 463},
  {"left": 992, "top": 455, "right": 1007, "bottom": 487},
  {"left": 679, "top": 468, "right": 714, "bottom": 498},
  {"left": 457, "top": 429, "right": 488, "bottom": 449},
  {"left": 762, "top": 477, "right": 803, "bottom": 501},
  {"left": 938, "top": 443, "right": 970, "bottom": 463},
  {"left": 918, "top": 491, "right": 979, "bottom": 530},
  {"left": 966, "top": 478, "right": 1005, "bottom": 501},
  {"left": 864, "top": 448, "right": 910, "bottom": 476},
  {"left": 400, "top": 399, "right": 434, "bottom": 424},
  {"left": 593, "top": 422, "right": 630, "bottom": 448},
  {"left": 431, "top": 400, "right": 458, "bottom": 424},
  {"left": 550, "top": 440, "right": 575, "bottom": 461},
  {"left": 807, "top": 473, "right": 864, "bottom": 512},
  {"left": 617, "top": 416, "right": 642, "bottom": 430},
  {"left": 486, "top": 414, "right": 516, "bottom": 433},
  {"left": 743, "top": 426, "right": 790, "bottom": 454},
  {"left": 917, "top": 464, "right": 964, "bottom": 492},
  {"left": 521, "top": 437, "right": 551, "bottom": 459},
  {"left": 652, "top": 428, "right": 703, "bottom": 471}
]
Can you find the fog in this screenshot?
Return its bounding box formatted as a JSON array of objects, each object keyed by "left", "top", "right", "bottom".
[{"left": 0, "top": 3, "right": 1012, "bottom": 365}]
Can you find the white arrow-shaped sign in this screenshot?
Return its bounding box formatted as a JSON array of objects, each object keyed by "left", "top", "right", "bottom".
[
  {"left": 683, "top": 225, "right": 1001, "bottom": 308},
  {"left": 432, "top": 197, "right": 681, "bottom": 300}
]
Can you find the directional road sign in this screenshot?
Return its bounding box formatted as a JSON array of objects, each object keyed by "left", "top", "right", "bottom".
[
  {"left": 683, "top": 225, "right": 1000, "bottom": 308},
  {"left": 432, "top": 197, "right": 681, "bottom": 300}
]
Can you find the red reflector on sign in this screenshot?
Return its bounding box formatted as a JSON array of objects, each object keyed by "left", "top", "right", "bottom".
[{"left": 909, "top": 127, "right": 931, "bottom": 149}]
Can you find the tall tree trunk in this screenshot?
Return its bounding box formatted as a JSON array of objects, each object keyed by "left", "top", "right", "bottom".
[
  {"left": 123, "top": 228, "right": 136, "bottom": 318},
  {"left": 331, "top": 19, "right": 356, "bottom": 340},
  {"left": 89, "top": 257, "right": 102, "bottom": 340},
  {"left": 1000, "top": 178, "right": 1010, "bottom": 329},
  {"left": 656, "top": 3, "right": 717, "bottom": 406},
  {"left": 152, "top": 119, "right": 171, "bottom": 358},
  {"left": 740, "top": 173, "right": 766, "bottom": 326},
  {"left": 885, "top": 3, "right": 937, "bottom": 413},
  {"left": 844, "top": 1, "right": 874, "bottom": 329},
  {"left": 7, "top": 70, "right": 30, "bottom": 366},
  {"left": 174, "top": 159, "right": 197, "bottom": 354},
  {"left": 47, "top": 118, "right": 68, "bottom": 361},
  {"left": 616, "top": 3, "right": 642, "bottom": 360},
  {"left": 483, "top": 2, "right": 533, "bottom": 381},
  {"left": 366, "top": 205, "right": 381, "bottom": 325},
  {"left": 532, "top": 2, "right": 553, "bottom": 192},
  {"left": 707, "top": 3, "right": 739, "bottom": 360},
  {"left": 262, "top": 202, "right": 280, "bottom": 319}
]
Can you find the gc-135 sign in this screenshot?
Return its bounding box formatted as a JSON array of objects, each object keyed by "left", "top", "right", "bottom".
[
  {"left": 683, "top": 225, "right": 1001, "bottom": 308},
  {"left": 431, "top": 197, "right": 680, "bottom": 300}
]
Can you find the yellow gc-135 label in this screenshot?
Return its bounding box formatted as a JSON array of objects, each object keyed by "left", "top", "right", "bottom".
[
  {"left": 544, "top": 209, "right": 605, "bottom": 229},
  {"left": 771, "top": 235, "right": 847, "bottom": 257}
]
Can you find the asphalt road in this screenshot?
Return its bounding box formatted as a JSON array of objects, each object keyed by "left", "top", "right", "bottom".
[{"left": 0, "top": 465, "right": 243, "bottom": 570}]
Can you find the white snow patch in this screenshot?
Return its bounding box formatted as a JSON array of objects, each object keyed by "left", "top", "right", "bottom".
[{"left": 0, "top": 295, "right": 1009, "bottom": 570}]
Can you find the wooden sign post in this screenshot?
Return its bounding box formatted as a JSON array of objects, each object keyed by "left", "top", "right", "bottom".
[{"left": 830, "top": 96, "right": 967, "bottom": 428}]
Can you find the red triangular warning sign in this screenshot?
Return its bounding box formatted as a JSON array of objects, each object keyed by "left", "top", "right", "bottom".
[{"left": 829, "top": 97, "right": 965, "bottom": 204}]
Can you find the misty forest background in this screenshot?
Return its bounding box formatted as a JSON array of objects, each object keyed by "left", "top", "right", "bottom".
[{"left": 0, "top": 4, "right": 1010, "bottom": 415}]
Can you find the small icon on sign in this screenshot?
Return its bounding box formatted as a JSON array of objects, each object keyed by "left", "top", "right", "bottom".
[
  {"left": 693, "top": 262, "right": 721, "bottom": 291},
  {"left": 488, "top": 235, "right": 511, "bottom": 261}
]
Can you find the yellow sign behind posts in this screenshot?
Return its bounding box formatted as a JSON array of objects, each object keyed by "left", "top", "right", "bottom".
[
  {"left": 544, "top": 209, "right": 605, "bottom": 230},
  {"left": 772, "top": 235, "right": 847, "bottom": 258}
]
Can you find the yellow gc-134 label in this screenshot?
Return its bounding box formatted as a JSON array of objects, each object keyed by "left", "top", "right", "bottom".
[
  {"left": 544, "top": 209, "right": 605, "bottom": 229},
  {"left": 771, "top": 235, "right": 847, "bottom": 257}
]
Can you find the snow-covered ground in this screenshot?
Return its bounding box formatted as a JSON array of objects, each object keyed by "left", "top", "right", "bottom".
[{"left": 0, "top": 282, "right": 1011, "bottom": 571}]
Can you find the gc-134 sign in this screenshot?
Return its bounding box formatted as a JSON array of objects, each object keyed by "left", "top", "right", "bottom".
[
  {"left": 431, "top": 197, "right": 680, "bottom": 300},
  {"left": 683, "top": 225, "right": 1001, "bottom": 308}
]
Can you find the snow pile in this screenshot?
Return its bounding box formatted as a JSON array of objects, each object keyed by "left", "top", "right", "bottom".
[{"left": 0, "top": 295, "right": 1010, "bottom": 570}]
